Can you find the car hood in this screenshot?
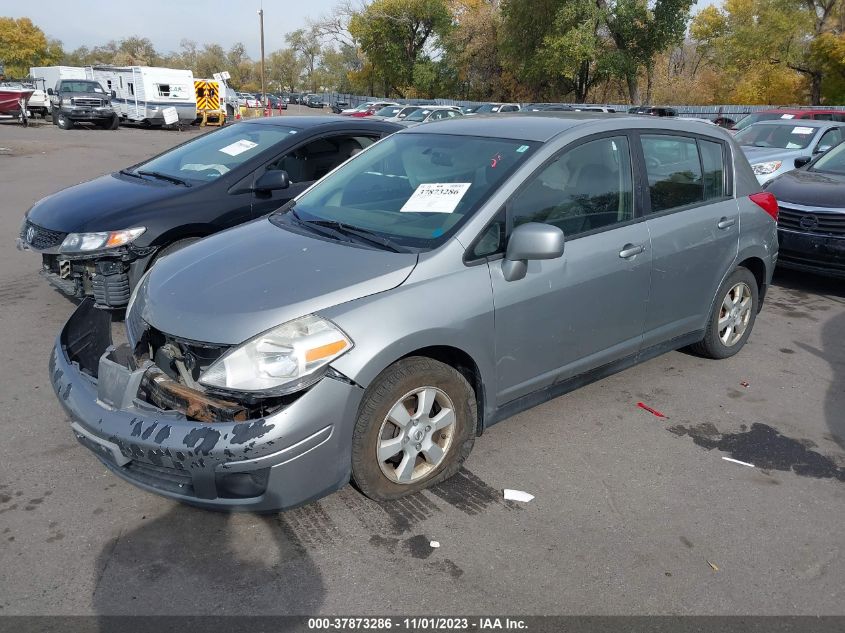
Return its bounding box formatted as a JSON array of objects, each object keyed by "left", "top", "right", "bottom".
[
  {"left": 25, "top": 172, "right": 189, "bottom": 233},
  {"left": 766, "top": 168, "right": 845, "bottom": 208},
  {"left": 741, "top": 146, "right": 805, "bottom": 164},
  {"left": 140, "top": 218, "right": 419, "bottom": 345}
]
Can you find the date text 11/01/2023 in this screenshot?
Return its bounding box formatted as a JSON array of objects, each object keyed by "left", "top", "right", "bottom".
[{"left": 307, "top": 617, "right": 528, "bottom": 630}]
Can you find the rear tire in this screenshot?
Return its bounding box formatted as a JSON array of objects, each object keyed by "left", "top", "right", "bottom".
[
  {"left": 690, "top": 267, "right": 758, "bottom": 359},
  {"left": 104, "top": 114, "right": 119, "bottom": 130},
  {"left": 351, "top": 357, "right": 476, "bottom": 501}
]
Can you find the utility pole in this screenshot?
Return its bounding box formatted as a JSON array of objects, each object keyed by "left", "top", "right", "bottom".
[{"left": 258, "top": 7, "right": 266, "bottom": 106}]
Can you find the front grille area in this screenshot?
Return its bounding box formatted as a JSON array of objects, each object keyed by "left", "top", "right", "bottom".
[
  {"left": 21, "top": 220, "right": 67, "bottom": 250},
  {"left": 123, "top": 460, "right": 195, "bottom": 497},
  {"left": 778, "top": 206, "right": 845, "bottom": 236},
  {"left": 72, "top": 97, "right": 103, "bottom": 107}
]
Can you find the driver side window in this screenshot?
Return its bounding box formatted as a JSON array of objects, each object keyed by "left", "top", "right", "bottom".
[
  {"left": 267, "top": 134, "right": 378, "bottom": 184},
  {"left": 509, "top": 136, "right": 634, "bottom": 238}
]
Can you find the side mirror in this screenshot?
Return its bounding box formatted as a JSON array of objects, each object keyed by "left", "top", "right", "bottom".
[
  {"left": 254, "top": 169, "right": 290, "bottom": 192},
  {"left": 47, "top": 88, "right": 54, "bottom": 95},
  {"left": 502, "top": 222, "right": 565, "bottom": 282},
  {"left": 814, "top": 145, "right": 831, "bottom": 155},
  {"left": 111, "top": 90, "right": 117, "bottom": 99},
  {"left": 794, "top": 156, "right": 812, "bottom": 169}
]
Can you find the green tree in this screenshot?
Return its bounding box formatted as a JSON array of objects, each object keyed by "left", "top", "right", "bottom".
[
  {"left": 287, "top": 27, "right": 322, "bottom": 92},
  {"left": 445, "top": 0, "right": 505, "bottom": 100},
  {"left": 268, "top": 47, "right": 305, "bottom": 91},
  {"left": 349, "top": 0, "right": 452, "bottom": 96},
  {"left": 0, "top": 17, "right": 63, "bottom": 77}
]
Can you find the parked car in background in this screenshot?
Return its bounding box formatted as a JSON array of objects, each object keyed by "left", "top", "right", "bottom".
[
  {"left": 237, "top": 92, "right": 261, "bottom": 108},
  {"left": 342, "top": 101, "right": 399, "bottom": 117},
  {"left": 732, "top": 108, "right": 845, "bottom": 132},
  {"left": 266, "top": 94, "right": 287, "bottom": 110},
  {"left": 18, "top": 117, "right": 401, "bottom": 308},
  {"left": 713, "top": 116, "right": 737, "bottom": 128},
  {"left": 460, "top": 105, "right": 480, "bottom": 114},
  {"left": 764, "top": 140, "right": 845, "bottom": 277},
  {"left": 527, "top": 104, "right": 574, "bottom": 112},
  {"left": 735, "top": 119, "right": 845, "bottom": 184},
  {"left": 48, "top": 79, "right": 118, "bottom": 130},
  {"left": 305, "top": 94, "right": 326, "bottom": 108},
  {"left": 628, "top": 106, "right": 677, "bottom": 117},
  {"left": 330, "top": 100, "right": 350, "bottom": 114},
  {"left": 50, "top": 114, "right": 776, "bottom": 512},
  {"left": 466, "top": 102, "right": 521, "bottom": 115},
  {"left": 372, "top": 105, "right": 419, "bottom": 121},
  {"left": 397, "top": 105, "right": 463, "bottom": 126},
  {"left": 574, "top": 106, "right": 616, "bottom": 113}
]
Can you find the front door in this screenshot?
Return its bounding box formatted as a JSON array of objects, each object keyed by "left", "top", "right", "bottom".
[{"left": 482, "top": 134, "right": 653, "bottom": 405}]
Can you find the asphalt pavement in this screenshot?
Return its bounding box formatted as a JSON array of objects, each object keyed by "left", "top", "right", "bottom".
[{"left": 0, "top": 111, "right": 843, "bottom": 616}]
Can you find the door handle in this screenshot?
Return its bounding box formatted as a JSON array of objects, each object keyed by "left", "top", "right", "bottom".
[
  {"left": 619, "top": 243, "right": 645, "bottom": 259},
  {"left": 717, "top": 217, "right": 736, "bottom": 230}
]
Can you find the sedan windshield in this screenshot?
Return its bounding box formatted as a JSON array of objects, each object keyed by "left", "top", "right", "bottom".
[
  {"left": 129, "top": 122, "right": 299, "bottom": 184},
  {"left": 374, "top": 106, "right": 404, "bottom": 117},
  {"left": 734, "top": 112, "right": 800, "bottom": 131},
  {"left": 735, "top": 124, "right": 818, "bottom": 150},
  {"left": 272, "top": 132, "right": 538, "bottom": 250},
  {"left": 474, "top": 104, "right": 502, "bottom": 113},
  {"left": 811, "top": 141, "right": 845, "bottom": 175},
  {"left": 403, "top": 109, "right": 433, "bottom": 122}
]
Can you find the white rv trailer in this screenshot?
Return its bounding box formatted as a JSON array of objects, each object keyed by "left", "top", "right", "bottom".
[{"left": 86, "top": 66, "right": 196, "bottom": 125}]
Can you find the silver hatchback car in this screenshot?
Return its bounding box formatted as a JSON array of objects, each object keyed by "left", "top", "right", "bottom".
[{"left": 51, "top": 114, "right": 778, "bottom": 511}]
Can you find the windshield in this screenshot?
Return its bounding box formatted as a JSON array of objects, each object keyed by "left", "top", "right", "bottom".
[
  {"left": 374, "top": 106, "right": 403, "bottom": 117},
  {"left": 404, "top": 109, "right": 433, "bottom": 122},
  {"left": 272, "top": 132, "right": 538, "bottom": 250},
  {"left": 811, "top": 141, "right": 845, "bottom": 175},
  {"left": 60, "top": 81, "right": 105, "bottom": 94},
  {"left": 475, "top": 104, "right": 503, "bottom": 113},
  {"left": 734, "top": 112, "right": 800, "bottom": 131},
  {"left": 130, "top": 122, "right": 299, "bottom": 183},
  {"left": 735, "top": 123, "right": 818, "bottom": 149}
]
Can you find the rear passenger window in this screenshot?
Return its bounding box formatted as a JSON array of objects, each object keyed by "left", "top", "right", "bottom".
[
  {"left": 641, "top": 135, "right": 703, "bottom": 212},
  {"left": 699, "top": 140, "right": 726, "bottom": 199},
  {"left": 510, "top": 136, "right": 634, "bottom": 237}
]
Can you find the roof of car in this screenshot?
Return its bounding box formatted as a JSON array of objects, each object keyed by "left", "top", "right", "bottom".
[
  {"left": 401, "top": 111, "right": 724, "bottom": 142},
  {"left": 237, "top": 115, "right": 401, "bottom": 130},
  {"left": 754, "top": 108, "right": 845, "bottom": 114}
]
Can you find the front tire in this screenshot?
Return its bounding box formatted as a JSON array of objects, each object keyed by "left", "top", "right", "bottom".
[
  {"left": 691, "top": 267, "right": 759, "bottom": 359},
  {"left": 56, "top": 112, "right": 73, "bottom": 130},
  {"left": 351, "top": 357, "right": 476, "bottom": 501}
]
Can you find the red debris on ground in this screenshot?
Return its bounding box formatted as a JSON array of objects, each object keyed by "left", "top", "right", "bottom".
[{"left": 637, "top": 402, "right": 666, "bottom": 418}]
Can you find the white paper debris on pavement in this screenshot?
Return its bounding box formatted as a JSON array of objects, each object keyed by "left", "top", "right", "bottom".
[
  {"left": 503, "top": 489, "right": 534, "bottom": 503},
  {"left": 722, "top": 456, "right": 755, "bottom": 468},
  {"left": 430, "top": 540, "right": 440, "bottom": 548}
]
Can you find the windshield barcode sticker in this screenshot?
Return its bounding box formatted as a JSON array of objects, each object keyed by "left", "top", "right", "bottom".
[
  {"left": 219, "top": 139, "right": 258, "bottom": 156},
  {"left": 400, "top": 183, "right": 472, "bottom": 213}
]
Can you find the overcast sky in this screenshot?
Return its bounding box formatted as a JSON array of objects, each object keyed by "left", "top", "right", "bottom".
[
  {"left": 0, "top": 0, "right": 341, "bottom": 57},
  {"left": 1, "top": 0, "right": 717, "bottom": 59}
]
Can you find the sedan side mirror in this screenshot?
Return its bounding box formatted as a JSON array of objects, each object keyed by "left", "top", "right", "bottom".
[
  {"left": 794, "top": 156, "right": 813, "bottom": 169},
  {"left": 502, "top": 222, "right": 565, "bottom": 282},
  {"left": 47, "top": 88, "right": 54, "bottom": 95},
  {"left": 254, "top": 169, "right": 290, "bottom": 192}
]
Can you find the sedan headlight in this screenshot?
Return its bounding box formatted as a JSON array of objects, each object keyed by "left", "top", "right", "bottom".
[
  {"left": 199, "top": 315, "right": 353, "bottom": 395},
  {"left": 60, "top": 227, "right": 145, "bottom": 253},
  {"left": 752, "top": 161, "right": 782, "bottom": 175}
]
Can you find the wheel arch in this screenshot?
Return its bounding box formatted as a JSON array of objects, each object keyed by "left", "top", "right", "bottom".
[{"left": 736, "top": 255, "right": 769, "bottom": 309}]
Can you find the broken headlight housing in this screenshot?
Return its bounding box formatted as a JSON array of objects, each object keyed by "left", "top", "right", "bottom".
[
  {"left": 198, "top": 315, "right": 353, "bottom": 395},
  {"left": 60, "top": 227, "right": 146, "bottom": 253}
]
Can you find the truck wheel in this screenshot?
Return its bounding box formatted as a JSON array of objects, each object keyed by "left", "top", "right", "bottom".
[
  {"left": 56, "top": 112, "right": 73, "bottom": 130},
  {"left": 104, "top": 114, "right": 119, "bottom": 130},
  {"left": 51, "top": 110, "right": 58, "bottom": 125},
  {"left": 351, "top": 357, "right": 476, "bottom": 500}
]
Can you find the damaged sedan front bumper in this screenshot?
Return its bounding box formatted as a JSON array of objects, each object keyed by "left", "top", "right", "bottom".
[{"left": 50, "top": 299, "right": 363, "bottom": 511}]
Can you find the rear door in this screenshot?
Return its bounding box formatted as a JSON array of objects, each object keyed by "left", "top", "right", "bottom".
[
  {"left": 637, "top": 132, "right": 739, "bottom": 347},
  {"left": 481, "top": 133, "right": 652, "bottom": 404}
]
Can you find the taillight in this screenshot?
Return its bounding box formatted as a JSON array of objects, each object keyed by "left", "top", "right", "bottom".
[{"left": 749, "top": 192, "right": 778, "bottom": 222}]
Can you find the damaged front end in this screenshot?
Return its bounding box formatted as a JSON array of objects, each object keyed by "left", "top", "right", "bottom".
[{"left": 51, "top": 299, "right": 364, "bottom": 511}]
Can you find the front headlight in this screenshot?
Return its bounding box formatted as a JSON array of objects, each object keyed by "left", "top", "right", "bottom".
[
  {"left": 60, "top": 227, "right": 145, "bottom": 253},
  {"left": 199, "top": 315, "right": 353, "bottom": 395},
  {"left": 752, "top": 161, "right": 782, "bottom": 175}
]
